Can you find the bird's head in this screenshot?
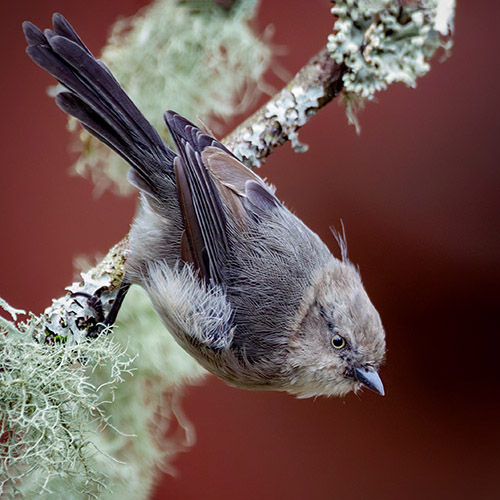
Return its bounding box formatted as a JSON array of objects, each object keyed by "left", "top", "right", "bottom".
[{"left": 285, "top": 258, "right": 386, "bottom": 398}]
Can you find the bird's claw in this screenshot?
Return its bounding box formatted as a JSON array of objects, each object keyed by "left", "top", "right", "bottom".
[{"left": 71, "top": 291, "right": 106, "bottom": 338}]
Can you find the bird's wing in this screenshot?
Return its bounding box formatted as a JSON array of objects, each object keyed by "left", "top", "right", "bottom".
[
  {"left": 201, "top": 146, "right": 281, "bottom": 214},
  {"left": 165, "top": 111, "right": 230, "bottom": 285},
  {"left": 164, "top": 111, "right": 280, "bottom": 285}
]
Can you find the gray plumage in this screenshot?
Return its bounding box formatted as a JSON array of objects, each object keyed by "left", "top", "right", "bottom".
[{"left": 23, "top": 14, "right": 386, "bottom": 398}]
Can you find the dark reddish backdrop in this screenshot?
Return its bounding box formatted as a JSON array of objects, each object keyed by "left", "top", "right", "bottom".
[{"left": 2, "top": 1, "right": 499, "bottom": 499}]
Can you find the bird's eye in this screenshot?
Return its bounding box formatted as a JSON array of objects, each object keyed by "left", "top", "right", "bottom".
[{"left": 331, "top": 334, "right": 346, "bottom": 349}]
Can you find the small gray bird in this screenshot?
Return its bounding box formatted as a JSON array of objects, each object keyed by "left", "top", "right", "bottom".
[{"left": 23, "top": 14, "right": 386, "bottom": 398}]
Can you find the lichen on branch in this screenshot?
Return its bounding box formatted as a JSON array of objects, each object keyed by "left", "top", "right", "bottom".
[
  {"left": 327, "top": 0, "right": 455, "bottom": 129},
  {"left": 223, "top": 47, "right": 345, "bottom": 168}
]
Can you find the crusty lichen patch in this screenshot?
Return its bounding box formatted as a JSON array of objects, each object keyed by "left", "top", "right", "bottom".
[
  {"left": 228, "top": 85, "right": 326, "bottom": 168},
  {"left": 223, "top": 48, "right": 344, "bottom": 168},
  {"left": 328, "top": 0, "right": 455, "bottom": 129},
  {"left": 39, "top": 238, "right": 129, "bottom": 344}
]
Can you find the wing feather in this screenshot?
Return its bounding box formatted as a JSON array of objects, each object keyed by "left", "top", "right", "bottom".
[
  {"left": 165, "top": 112, "right": 229, "bottom": 284},
  {"left": 164, "top": 111, "right": 281, "bottom": 285}
]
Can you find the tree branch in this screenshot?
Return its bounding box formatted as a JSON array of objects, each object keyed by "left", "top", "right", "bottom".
[
  {"left": 224, "top": 47, "right": 345, "bottom": 167},
  {"left": 39, "top": 45, "right": 347, "bottom": 343}
]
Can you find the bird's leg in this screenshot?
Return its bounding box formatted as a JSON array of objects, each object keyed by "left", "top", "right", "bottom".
[
  {"left": 103, "top": 281, "right": 131, "bottom": 327},
  {"left": 71, "top": 280, "right": 131, "bottom": 338}
]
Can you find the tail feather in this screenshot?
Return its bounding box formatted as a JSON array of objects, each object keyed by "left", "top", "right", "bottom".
[
  {"left": 23, "top": 21, "right": 47, "bottom": 46},
  {"left": 56, "top": 92, "right": 135, "bottom": 168},
  {"left": 51, "top": 13, "right": 92, "bottom": 56},
  {"left": 23, "top": 14, "right": 176, "bottom": 195}
]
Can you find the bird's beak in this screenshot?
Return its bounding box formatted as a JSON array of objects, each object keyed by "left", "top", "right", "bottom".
[{"left": 353, "top": 366, "right": 385, "bottom": 396}]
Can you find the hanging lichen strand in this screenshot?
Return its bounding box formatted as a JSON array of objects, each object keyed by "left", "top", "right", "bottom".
[
  {"left": 1, "top": 287, "right": 207, "bottom": 499},
  {"left": 71, "top": 0, "right": 271, "bottom": 195},
  {"left": 0, "top": 304, "right": 134, "bottom": 498}
]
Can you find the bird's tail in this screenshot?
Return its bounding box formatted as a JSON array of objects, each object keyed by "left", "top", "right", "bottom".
[{"left": 23, "top": 13, "right": 176, "bottom": 196}]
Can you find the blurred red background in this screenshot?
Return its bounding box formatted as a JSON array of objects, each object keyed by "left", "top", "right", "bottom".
[{"left": 2, "top": 1, "right": 499, "bottom": 499}]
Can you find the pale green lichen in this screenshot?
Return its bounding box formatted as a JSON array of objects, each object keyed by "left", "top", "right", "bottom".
[
  {"left": 264, "top": 86, "right": 325, "bottom": 153},
  {"left": 0, "top": 298, "right": 25, "bottom": 323},
  {"left": 0, "top": 301, "right": 135, "bottom": 498},
  {"left": 230, "top": 85, "right": 326, "bottom": 167},
  {"left": 72, "top": 0, "right": 271, "bottom": 194},
  {"left": 1, "top": 287, "right": 206, "bottom": 499},
  {"left": 327, "top": 0, "right": 455, "bottom": 130}
]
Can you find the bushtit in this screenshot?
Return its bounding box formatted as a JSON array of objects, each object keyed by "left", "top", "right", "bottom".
[{"left": 23, "top": 14, "right": 386, "bottom": 398}]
